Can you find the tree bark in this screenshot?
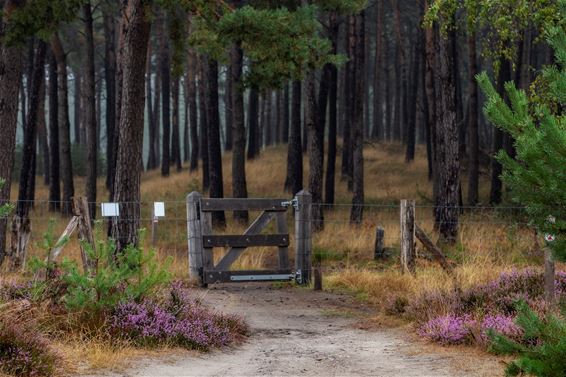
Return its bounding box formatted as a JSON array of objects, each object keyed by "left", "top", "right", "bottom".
[
  {"left": 324, "top": 13, "right": 339, "bottom": 205},
  {"left": 467, "top": 32, "right": 479, "bottom": 206},
  {"left": 247, "top": 85, "right": 259, "bottom": 160},
  {"left": 187, "top": 19, "right": 198, "bottom": 171},
  {"left": 0, "top": 0, "right": 24, "bottom": 266},
  {"left": 17, "top": 41, "right": 46, "bottom": 216},
  {"left": 434, "top": 25, "right": 459, "bottom": 244},
  {"left": 306, "top": 67, "right": 323, "bottom": 231},
  {"left": 198, "top": 57, "right": 209, "bottom": 190},
  {"left": 38, "top": 71, "right": 49, "bottom": 186},
  {"left": 51, "top": 34, "right": 74, "bottom": 214},
  {"left": 73, "top": 68, "right": 82, "bottom": 145},
  {"left": 110, "top": 0, "right": 151, "bottom": 252},
  {"left": 284, "top": 80, "right": 303, "bottom": 194},
  {"left": 350, "top": 12, "right": 365, "bottom": 224},
  {"left": 146, "top": 35, "right": 156, "bottom": 170},
  {"left": 48, "top": 50, "right": 60, "bottom": 211},
  {"left": 160, "top": 14, "right": 171, "bottom": 177},
  {"left": 206, "top": 58, "right": 226, "bottom": 228},
  {"left": 231, "top": 44, "right": 248, "bottom": 224},
  {"left": 283, "top": 83, "right": 290, "bottom": 143},
  {"left": 342, "top": 15, "right": 354, "bottom": 187},
  {"left": 83, "top": 1, "right": 97, "bottom": 218},
  {"left": 372, "top": 0, "right": 384, "bottom": 140},
  {"left": 103, "top": 11, "right": 116, "bottom": 190},
  {"left": 171, "top": 76, "right": 182, "bottom": 171},
  {"left": 224, "top": 63, "right": 233, "bottom": 151}
]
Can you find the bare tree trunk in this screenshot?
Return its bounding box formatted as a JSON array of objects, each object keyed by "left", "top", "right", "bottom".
[
  {"left": 110, "top": 0, "right": 151, "bottom": 252},
  {"left": 73, "top": 68, "right": 82, "bottom": 144},
  {"left": 306, "top": 66, "right": 323, "bottom": 231},
  {"left": 372, "top": 0, "right": 383, "bottom": 140},
  {"left": 160, "top": 13, "right": 171, "bottom": 177},
  {"left": 146, "top": 36, "right": 157, "bottom": 170},
  {"left": 103, "top": 11, "right": 116, "bottom": 190},
  {"left": 324, "top": 13, "right": 339, "bottom": 205},
  {"left": 187, "top": 19, "right": 198, "bottom": 171},
  {"left": 434, "top": 24, "right": 459, "bottom": 244},
  {"left": 38, "top": 73, "right": 49, "bottom": 186},
  {"left": 467, "top": 32, "right": 479, "bottom": 206},
  {"left": 198, "top": 57, "right": 209, "bottom": 191},
  {"left": 171, "top": 76, "right": 182, "bottom": 171},
  {"left": 0, "top": 0, "right": 24, "bottom": 266},
  {"left": 231, "top": 44, "right": 248, "bottom": 224},
  {"left": 350, "top": 12, "right": 365, "bottom": 224},
  {"left": 283, "top": 83, "right": 290, "bottom": 143},
  {"left": 247, "top": 85, "right": 259, "bottom": 160},
  {"left": 48, "top": 50, "right": 60, "bottom": 211},
  {"left": 284, "top": 81, "right": 303, "bottom": 194},
  {"left": 224, "top": 63, "right": 233, "bottom": 151},
  {"left": 51, "top": 34, "right": 74, "bottom": 214},
  {"left": 84, "top": 1, "right": 97, "bottom": 218},
  {"left": 206, "top": 58, "right": 226, "bottom": 228},
  {"left": 341, "top": 15, "right": 354, "bottom": 187}
]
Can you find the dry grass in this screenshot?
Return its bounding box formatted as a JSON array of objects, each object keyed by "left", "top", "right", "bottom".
[{"left": 3, "top": 142, "right": 554, "bottom": 371}]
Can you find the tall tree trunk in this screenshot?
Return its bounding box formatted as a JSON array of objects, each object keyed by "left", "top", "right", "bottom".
[
  {"left": 146, "top": 36, "right": 156, "bottom": 170},
  {"left": 183, "top": 75, "right": 190, "bottom": 163},
  {"left": 405, "top": 19, "right": 423, "bottom": 162},
  {"left": 187, "top": 22, "right": 198, "bottom": 171},
  {"left": 103, "top": 11, "right": 116, "bottom": 190},
  {"left": 324, "top": 13, "right": 339, "bottom": 205},
  {"left": 434, "top": 24, "right": 459, "bottom": 244},
  {"left": 224, "top": 63, "right": 233, "bottom": 151},
  {"left": 0, "top": 0, "right": 24, "bottom": 266},
  {"left": 73, "top": 68, "right": 82, "bottom": 144},
  {"left": 17, "top": 41, "right": 46, "bottom": 216},
  {"left": 372, "top": 0, "right": 383, "bottom": 140},
  {"left": 247, "top": 85, "right": 259, "bottom": 160},
  {"left": 342, "top": 15, "right": 354, "bottom": 186},
  {"left": 350, "top": 11, "right": 365, "bottom": 224},
  {"left": 38, "top": 74, "right": 49, "bottom": 186},
  {"left": 467, "top": 32, "right": 479, "bottom": 206},
  {"left": 231, "top": 44, "right": 248, "bottom": 224},
  {"left": 48, "top": 50, "right": 60, "bottom": 211},
  {"left": 206, "top": 58, "right": 226, "bottom": 228},
  {"left": 198, "top": 57, "right": 209, "bottom": 191},
  {"left": 283, "top": 83, "right": 290, "bottom": 143},
  {"left": 84, "top": 1, "right": 97, "bottom": 218},
  {"left": 171, "top": 76, "right": 181, "bottom": 171},
  {"left": 160, "top": 14, "right": 171, "bottom": 177},
  {"left": 306, "top": 66, "right": 323, "bottom": 231},
  {"left": 152, "top": 27, "right": 161, "bottom": 169},
  {"left": 51, "top": 34, "right": 74, "bottom": 214},
  {"left": 284, "top": 80, "right": 303, "bottom": 194},
  {"left": 110, "top": 0, "right": 151, "bottom": 252}
]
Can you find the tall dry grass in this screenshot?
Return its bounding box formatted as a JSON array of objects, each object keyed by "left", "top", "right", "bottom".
[{"left": 6, "top": 143, "right": 549, "bottom": 309}]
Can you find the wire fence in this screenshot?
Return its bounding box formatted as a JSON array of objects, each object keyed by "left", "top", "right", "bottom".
[{"left": 2, "top": 199, "right": 537, "bottom": 278}]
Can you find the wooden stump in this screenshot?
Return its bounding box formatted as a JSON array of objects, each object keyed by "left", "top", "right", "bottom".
[
  {"left": 374, "top": 226, "right": 385, "bottom": 259},
  {"left": 400, "top": 199, "right": 415, "bottom": 274}
]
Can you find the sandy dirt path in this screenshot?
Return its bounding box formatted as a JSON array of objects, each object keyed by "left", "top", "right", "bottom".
[{"left": 91, "top": 284, "right": 503, "bottom": 377}]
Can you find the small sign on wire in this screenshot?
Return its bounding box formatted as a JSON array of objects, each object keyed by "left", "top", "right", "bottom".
[{"left": 101, "top": 202, "right": 119, "bottom": 217}]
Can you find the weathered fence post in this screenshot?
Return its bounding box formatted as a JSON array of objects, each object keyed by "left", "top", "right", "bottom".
[
  {"left": 295, "top": 191, "right": 312, "bottom": 285},
  {"left": 374, "top": 226, "right": 385, "bottom": 259},
  {"left": 544, "top": 247, "right": 555, "bottom": 305},
  {"left": 187, "top": 192, "right": 204, "bottom": 286},
  {"left": 71, "top": 197, "right": 95, "bottom": 273},
  {"left": 400, "top": 199, "right": 416, "bottom": 274}
]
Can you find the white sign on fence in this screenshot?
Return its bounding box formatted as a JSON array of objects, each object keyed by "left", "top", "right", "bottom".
[
  {"left": 153, "top": 202, "right": 165, "bottom": 218},
  {"left": 101, "top": 202, "right": 119, "bottom": 217}
]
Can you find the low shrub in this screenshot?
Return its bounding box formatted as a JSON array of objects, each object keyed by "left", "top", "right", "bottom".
[
  {"left": 0, "top": 307, "right": 62, "bottom": 377},
  {"left": 417, "top": 314, "right": 476, "bottom": 345},
  {"left": 110, "top": 282, "right": 247, "bottom": 351}
]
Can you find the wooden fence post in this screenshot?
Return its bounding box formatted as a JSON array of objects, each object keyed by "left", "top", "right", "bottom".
[
  {"left": 400, "top": 199, "right": 416, "bottom": 274},
  {"left": 374, "top": 226, "right": 385, "bottom": 259},
  {"left": 71, "top": 197, "right": 95, "bottom": 273},
  {"left": 187, "top": 192, "right": 204, "bottom": 286},
  {"left": 544, "top": 247, "right": 555, "bottom": 305},
  {"left": 295, "top": 191, "right": 312, "bottom": 285}
]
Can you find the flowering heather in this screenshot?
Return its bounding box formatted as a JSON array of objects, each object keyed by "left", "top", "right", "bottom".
[
  {"left": 0, "top": 280, "right": 33, "bottom": 301},
  {"left": 480, "top": 314, "right": 522, "bottom": 342},
  {"left": 0, "top": 316, "right": 61, "bottom": 376},
  {"left": 110, "top": 283, "right": 247, "bottom": 350},
  {"left": 417, "top": 314, "right": 476, "bottom": 345}
]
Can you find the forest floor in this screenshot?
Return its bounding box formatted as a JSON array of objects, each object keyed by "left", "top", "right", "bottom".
[{"left": 84, "top": 284, "right": 504, "bottom": 377}]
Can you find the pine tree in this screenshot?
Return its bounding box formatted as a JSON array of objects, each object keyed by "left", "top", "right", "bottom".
[{"left": 477, "top": 2, "right": 566, "bottom": 260}]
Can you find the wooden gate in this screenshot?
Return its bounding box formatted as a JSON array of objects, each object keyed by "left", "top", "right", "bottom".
[{"left": 186, "top": 191, "right": 312, "bottom": 286}]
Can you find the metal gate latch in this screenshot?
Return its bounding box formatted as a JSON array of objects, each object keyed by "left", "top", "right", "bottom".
[{"left": 281, "top": 198, "right": 299, "bottom": 210}]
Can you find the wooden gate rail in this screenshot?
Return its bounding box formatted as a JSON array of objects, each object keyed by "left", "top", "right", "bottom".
[{"left": 187, "top": 191, "right": 312, "bottom": 286}]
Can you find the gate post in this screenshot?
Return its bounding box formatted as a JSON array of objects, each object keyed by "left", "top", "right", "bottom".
[
  {"left": 187, "top": 191, "right": 204, "bottom": 285},
  {"left": 295, "top": 191, "right": 312, "bottom": 285}
]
